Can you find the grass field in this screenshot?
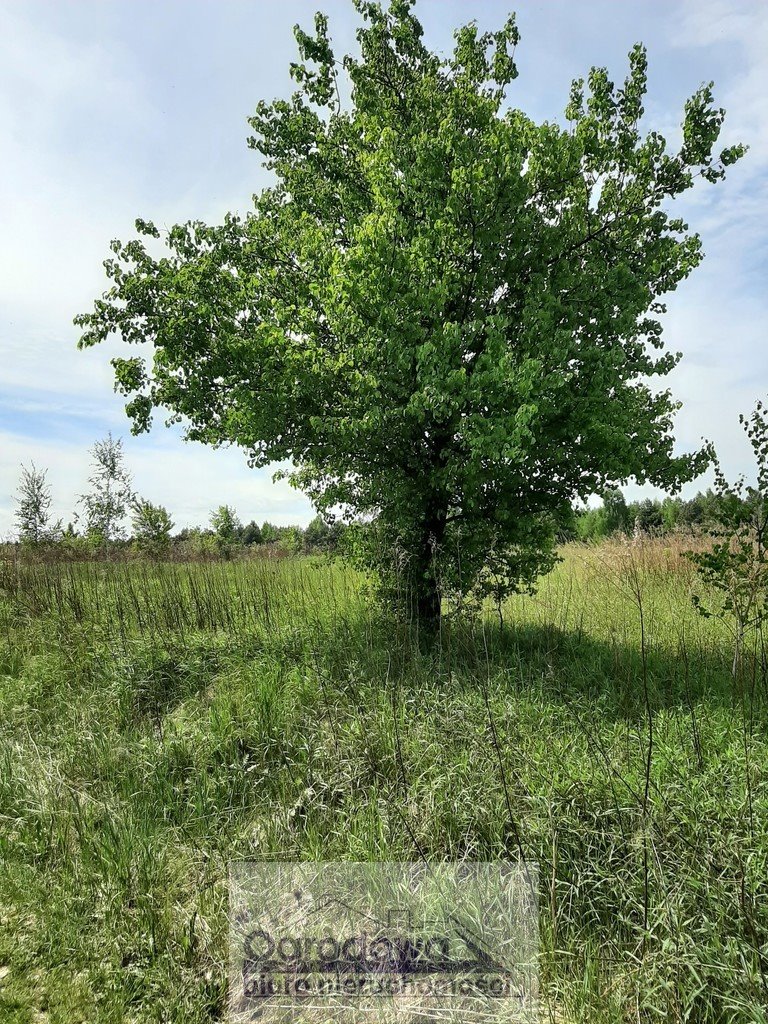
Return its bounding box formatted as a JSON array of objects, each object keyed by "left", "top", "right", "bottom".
[{"left": 0, "top": 541, "right": 766, "bottom": 1022}]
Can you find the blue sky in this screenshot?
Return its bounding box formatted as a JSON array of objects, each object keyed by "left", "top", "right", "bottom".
[{"left": 1, "top": 0, "right": 766, "bottom": 535}]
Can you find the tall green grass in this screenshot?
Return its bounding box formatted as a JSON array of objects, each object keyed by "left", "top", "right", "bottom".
[{"left": 0, "top": 541, "right": 765, "bottom": 1022}]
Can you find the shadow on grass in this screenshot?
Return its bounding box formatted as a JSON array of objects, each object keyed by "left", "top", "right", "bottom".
[
  {"left": 296, "top": 612, "right": 767, "bottom": 726},
  {"left": 463, "top": 619, "right": 756, "bottom": 716}
]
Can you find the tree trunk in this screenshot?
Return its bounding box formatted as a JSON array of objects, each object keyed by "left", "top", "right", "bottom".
[
  {"left": 409, "top": 501, "right": 447, "bottom": 638},
  {"left": 415, "top": 573, "right": 442, "bottom": 634}
]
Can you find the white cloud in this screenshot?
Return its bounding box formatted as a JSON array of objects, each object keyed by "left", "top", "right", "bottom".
[
  {"left": 0, "top": 6, "right": 155, "bottom": 317},
  {"left": 641, "top": 0, "right": 768, "bottom": 495}
]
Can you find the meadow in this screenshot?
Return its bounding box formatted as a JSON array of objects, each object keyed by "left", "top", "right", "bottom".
[{"left": 0, "top": 540, "right": 766, "bottom": 1023}]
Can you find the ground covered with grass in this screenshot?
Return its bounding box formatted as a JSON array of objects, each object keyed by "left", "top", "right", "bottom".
[{"left": 0, "top": 543, "right": 766, "bottom": 1022}]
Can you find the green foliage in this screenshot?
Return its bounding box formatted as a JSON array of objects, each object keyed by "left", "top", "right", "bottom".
[
  {"left": 575, "top": 504, "right": 609, "bottom": 542},
  {"left": 78, "top": 434, "right": 134, "bottom": 543},
  {"left": 688, "top": 405, "right": 768, "bottom": 678},
  {"left": 175, "top": 526, "right": 220, "bottom": 560},
  {"left": 303, "top": 514, "right": 346, "bottom": 553},
  {"left": 14, "top": 463, "right": 61, "bottom": 543},
  {"left": 131, "top": 498, "right": 174, "bottom": 556},
  {"left": 76, "top": 1, "right": 743, "bottom": 619},
  {"left": 1, "top": 548, "right": 766, "bottom": 1022},
  {"left": 634, "top": 497, "right": 664, "bottom": 534},
  {"left": 570, "top": 487, "right": 753, "bottom": 542},
  {"left": 241, "top": 520, "right": 263, "bottom": 545},
  {"left": 576, "top": 488, "right": 631, "bottom": 542},
  {"left": 209, "top": 505, "right": 242, "bottom": 554},
  {"left": 602, "top": 487, "right": 630, "bottom": 534},
  {"left": 260, "top": 522, "right": 279, "bottom": 544},
  {"left": 278, "top": 525, "right": 303, "bottom": 556},
  {"left": 660, "top": 495, "right": 680, "bottom": 533},
  {"left": 304, "top": 515, "right": 330, "bottom": 552}
]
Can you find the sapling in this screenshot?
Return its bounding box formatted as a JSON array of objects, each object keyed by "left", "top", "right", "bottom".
[
  {"left": 14, "top": 463, "right": 62, "bottom": 543},
  {"left": 688, "top": 404, "right": 768, "bottom": 682}
]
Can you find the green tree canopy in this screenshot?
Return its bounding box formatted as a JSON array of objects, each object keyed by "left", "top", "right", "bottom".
[
  {"left": 76, "top": 0, "right": 744, "bottom": 625},
  {"left": 14, "top": 464, "right": 61, "bottom": 544},
  {"left": 261, "top": 522, "right": 279, "bottom": 544},
  {"left": 241, "top": 520, "right": 263, "bottom": 545},
  {"left": 78, "top": 434, "right": 134, "bottom": 544},
  {"left": 210, "top": 505, "right": 242, "bottom": 547},
  {"left": 131, "top": 498, "right": 174, "bottom": 555},
  {"left": 634, "top": 497, "right": 664, "bottom": 534},
  {"left": 602, "top": 487, "right": 630, "bottom": 535},
  {"left": 305, "top": 514, "right": 332, "bottom": 551}
]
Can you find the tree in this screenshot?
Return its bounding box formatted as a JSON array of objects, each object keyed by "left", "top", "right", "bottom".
[
  {"left": 210, "top": 505, "right": 242, "bottom": 553},
  {"left": 279, "top": 525, "right": 304, "bottom": 556},
  {"left": 78, "top": 434, "right": 134, "bottom": 543},
  {"left": 679, "top": 493, "right": 706, "bottom": 529},
  {"left": 305, "top": 514, "right": 331, "bottom": 551},
  {"left": 131, "top": 498, "right": 174, "bottom": 556},
  {"left": 575, "top": 504, "right": 608, "bottom": 542},
  {"left": 634, "top": 498, "right": 663, "bottom": 535},
  {"left": 261, "top": 522, "right": 279, "bottom": 545},
  {"left": 241, "top": 520, "right": 263, "bottom": 545},
  {"left": 688, "top": 405, "right": 768, "bottom": 682},
  {"left": 76, "top": 0, "right": 744, "bottom": 628},
  {"left": 661, "top": 496, "right": 681, "bottom": 533},
  {"left": 555, "top": 504, "right": 578, "bottom": 543},
  {"left": 602, "top": 487, "right": 630, "bottom": 535},
  {"left": 14, "top": 464, "right": 61, "bottom": 543}
]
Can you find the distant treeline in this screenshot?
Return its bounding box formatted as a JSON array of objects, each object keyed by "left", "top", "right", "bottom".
[
  {"left": 172, "top": 512, "right": 347, "bottom": 557},
  {"left": 14, "top": 504, "right": 346, "bottom": 560},
  {"left": 9, "top": 508, "right": 347, "bottom": 561},
  {"left": 565, "top": 486, "right": 750, "bottom": 542},
  {"left": 9, "top": 435, "right": 753, "bottom": 559},
  {"left": 9, "top": 435, "right": 348, "bottom": 560}
]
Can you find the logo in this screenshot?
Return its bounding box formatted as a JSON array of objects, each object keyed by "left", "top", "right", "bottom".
[{"left": 229, "top": 862, "right": 539, "bottom": 1022}]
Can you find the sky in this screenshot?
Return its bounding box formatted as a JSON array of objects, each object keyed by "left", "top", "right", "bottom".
[{"left": 1, "top": 0, "right": 766, "bottom": 536}]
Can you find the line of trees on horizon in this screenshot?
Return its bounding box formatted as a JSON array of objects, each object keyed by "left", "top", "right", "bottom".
[
  {"left": 9, "top": 434, "right": 763, "bottom": 562},
  {"left": 9, "top": 435, "right": 346, "bottom": 559},
  {"left": 565, "top": 486, "right": 752, "bottom": 543}
]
